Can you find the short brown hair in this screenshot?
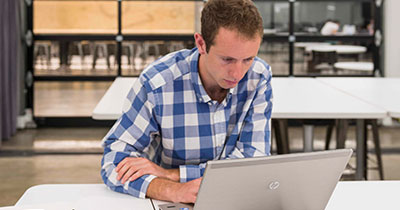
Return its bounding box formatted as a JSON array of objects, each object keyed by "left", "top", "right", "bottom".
[{"left": 201, "top": 0, "right": 264, "bottom": 52}]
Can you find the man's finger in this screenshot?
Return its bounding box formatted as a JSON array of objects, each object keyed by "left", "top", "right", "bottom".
[
  {"left": 117, "top": 163, "right": 134, "bottom": 180},
  {"left": 121, "top": 168, "right": 138, "bottom": 184},
  {"left": 115, "top": 158, "right": 128, "bottom": 172},
  {"left": 129, "top": 170, "right": 144, "bottom": 182}
]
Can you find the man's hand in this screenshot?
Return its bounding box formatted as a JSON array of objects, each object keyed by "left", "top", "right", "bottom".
[
  {"left": 173, "top": 177, "right": 202, "bottom": 203},
  {"left": 147, "top": 177, "right": 202, "bottom": 204},
  {"left": 116, "top": 157, "right": 179, "bottom": 184}
]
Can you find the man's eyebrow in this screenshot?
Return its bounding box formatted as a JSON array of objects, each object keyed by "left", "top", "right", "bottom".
[
  {"left": 220, "top": 56, "right": 255, "bottom": 60},
  {"left": 220, "top": 56, "right": 236, "bottom": 60}
]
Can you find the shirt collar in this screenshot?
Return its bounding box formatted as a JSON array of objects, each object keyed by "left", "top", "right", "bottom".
[{"left": 190, "top": 48, "right": 212, "bottom": 103}]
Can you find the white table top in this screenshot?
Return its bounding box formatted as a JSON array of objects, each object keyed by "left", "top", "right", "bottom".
[
  {"left": 12, "top": 181, "right": 400, "bottom": 210},
  {"left": 294, "top": 42, "right": 331, "bottom": 48},
  {"left": 325, "top": 181, "right": 400, "bottom": 210},
  {"left": 271, "top": 78, "right": 386, "bottom": 119},
  {"left": 305, "top": 45, "right": 367, "bottom": 54},
  {"left": 92, "top": 77, "right": 138, "bottom": 120},
  {"left": 317, "top": 77, "right": 400, "bottom": 118},
  {"left": 92, "top": 77, "right": 387, "bottom": 120},
  {"left": 14, "top": 184, "right": 154, "bottom": 210},
  {"left": 334, "top": 62, "right": 374, "bottom": 72}
]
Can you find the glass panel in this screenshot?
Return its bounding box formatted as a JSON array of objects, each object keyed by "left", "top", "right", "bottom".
[
  {"left": 258, "top": 42, "right": 289, "bottom": 76},
  {"left": 34, "top": 40, "right": 118, "bottom": 76},
  {"left": 122, "top": 1, "right": 198, "bottom": 34},
  {"left": 121, "top": 40, "right": 195, "bottom": 76},
  {"left": 293, "top": 40, "right": 373, "bottom": 76},
  {"left": 294, "top": 2, "right": 374, "bottom": 35},
  {"left": 255, "top": 2, "right": 290, "bottom": 34},
  {"left": 33, "top": 1, "right": 118, "bottom": 34}
]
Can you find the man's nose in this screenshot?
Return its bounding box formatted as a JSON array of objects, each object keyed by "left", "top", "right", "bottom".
[{"left": 229, "top": 62, "right": 244, "bottom": 80}]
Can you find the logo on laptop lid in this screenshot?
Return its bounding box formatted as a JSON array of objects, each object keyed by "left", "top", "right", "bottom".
[{"left": 268, "top": 181, "right": 280, "bottom": 190}]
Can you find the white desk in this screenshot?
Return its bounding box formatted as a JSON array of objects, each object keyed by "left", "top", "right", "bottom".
[
  {"left": 325, "top": 181, "right": 400, "bottom": 210},
  {"left": 14, "top": 184, "right": 153, "bottom": 210},
  {"left": 271, "top": 78, "right": 385, "bottom": 119},
  {"left": 93, "top": 77, "right": 387, "bottom": 120},
  {"left": 13, "top": 182, "right": 400, "bottom": 210},
  {"left": 305, "top": 45, "right": 367, "bottom": 54},
  {"left": 92, "top": 77, "right": 138, "bottom": 120},
  {"left": 317, "top": 78, "right": 400, "bottom": 118}
]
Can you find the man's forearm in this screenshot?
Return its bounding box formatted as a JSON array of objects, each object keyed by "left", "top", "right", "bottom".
[
  {"left": 146, "top": 177, "right": 182, "bottom": 202},
  {"left": 146, "top": 177, "right": 201, "bottom": 204},
  {"left": 146, "top": 169, "right": 180, "bottom": 202},
  {"left": 165, "top": 168, "right": 180, "bottom": 182}
]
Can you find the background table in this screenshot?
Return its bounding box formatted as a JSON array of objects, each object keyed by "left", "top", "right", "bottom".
[
  {"left": 317, "top": 78, "right": 400, "bottom": 118},
  {"left": 92, "top": 77, "right": 137, "bottom": 120},
  {"left": 333, "top": 62, "right": 373, "bottom": 72},
  {"left": 305, "top": 45, "right": 367, "bottom": 54}
]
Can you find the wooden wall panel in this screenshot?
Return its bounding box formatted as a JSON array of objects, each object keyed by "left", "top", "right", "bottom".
[
  {"left": 33, "top": 1, "right": 196, "bottom": 35},
  {"left": 122, "top": 2, "right": 195, "bottom": 34}
]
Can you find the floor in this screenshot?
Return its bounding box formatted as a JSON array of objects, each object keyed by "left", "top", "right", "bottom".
[{"left": 1, "top": 125, "right": 400, "bottom": 207}]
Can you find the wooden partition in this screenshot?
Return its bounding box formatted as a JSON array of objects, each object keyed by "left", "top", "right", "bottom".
[
  {"left": 122, "top": 1, "right": 195, "bottom": 34},
  {"left": 33, "top": 1, "right": 196, "bottom": 35}
]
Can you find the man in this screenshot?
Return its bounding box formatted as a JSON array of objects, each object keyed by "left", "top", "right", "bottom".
[{"left": 101, "top": 0, "right": 272, "bottom": 204}]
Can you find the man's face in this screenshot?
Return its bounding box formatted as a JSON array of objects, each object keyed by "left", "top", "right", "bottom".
[{"left": 197, "top": 27, "right": 262, "bottom": 90}]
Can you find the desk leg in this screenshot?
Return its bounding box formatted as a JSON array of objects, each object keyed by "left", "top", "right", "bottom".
[
  {"left": 303, "top": 125, "right": 314, "bottom": 152},
  {"left": 273, "top": 119, "right": 290, "bottom": 154},
  {"left": 355, "top": 119, "right": 366, "bottom": 180}
]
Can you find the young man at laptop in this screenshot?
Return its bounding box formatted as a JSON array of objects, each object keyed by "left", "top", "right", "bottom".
[{"left": 101, "top": 0, "right": 272, "bottom": 204}]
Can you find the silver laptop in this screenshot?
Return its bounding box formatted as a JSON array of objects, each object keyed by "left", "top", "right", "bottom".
[{"left": 159, "top": 149, "right": 352, "bottom": 210}]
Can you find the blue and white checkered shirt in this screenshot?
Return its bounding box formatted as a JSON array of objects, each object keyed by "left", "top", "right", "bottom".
[{"left": 101, "top": 48, "right": 273, "bottom": 199}]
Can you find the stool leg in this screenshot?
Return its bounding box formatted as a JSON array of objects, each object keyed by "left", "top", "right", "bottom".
[
  {"left": 104, "top": 44, "right": 111, "bottom": 70},
  {"left": 45, "top": 45, "right": 51, "bottom": 68},
  {"left": 77, "top": 43, "right": 84, "bottom": 67},
  {"left": 129, "top": 45, "right": 134, "bottom": 70},
  {"left": 371, "top": 119, "right": 384, "bottom": 180},
  {"left": 92, "top": 45, "right": 98, "bottom": 69}
]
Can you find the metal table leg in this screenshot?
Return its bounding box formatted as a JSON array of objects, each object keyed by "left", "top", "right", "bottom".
[
  {"left": 303, "top": 125, "right": 314, "bottom": 152},
  {"left": 355, "top": 119, "right": 366, "bottom": 180}
]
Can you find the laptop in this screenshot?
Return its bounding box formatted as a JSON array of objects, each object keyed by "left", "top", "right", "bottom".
[{"left": 158, "top": 149, "right": 352, "bottom": 210}]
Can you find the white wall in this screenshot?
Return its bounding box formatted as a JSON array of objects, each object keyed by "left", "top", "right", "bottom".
[{"left": 384, "top": 0, "right": 400, "bottom": 77}]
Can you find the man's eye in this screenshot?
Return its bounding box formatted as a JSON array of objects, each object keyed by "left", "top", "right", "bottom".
[
  {"left": 223, "top": 58, "right": 233, "bottom": 62},
  {"left": 244, "top": 58, "right": 253, "bottom": 63}
]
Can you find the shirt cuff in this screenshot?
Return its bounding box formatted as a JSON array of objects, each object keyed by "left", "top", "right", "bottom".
[
  {"left": 179, "top": 164, "right": 203, "bottom": 183},
  {"left": 134, "top": 174, "right": 157, "bottom": 199}
]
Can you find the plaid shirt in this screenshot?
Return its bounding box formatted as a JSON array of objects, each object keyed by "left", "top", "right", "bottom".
[{"left": 101, "top": 48, "right": 273, "bottom": 199}]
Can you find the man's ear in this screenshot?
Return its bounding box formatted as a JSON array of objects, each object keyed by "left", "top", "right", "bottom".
[{"left": 194, "top": 33, "right": 207, "bottom": 55}]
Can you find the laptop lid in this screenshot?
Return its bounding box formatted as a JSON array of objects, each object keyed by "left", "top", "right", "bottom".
[{"left": 159, "top": 149, "right": 352, "bottom": 210}]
